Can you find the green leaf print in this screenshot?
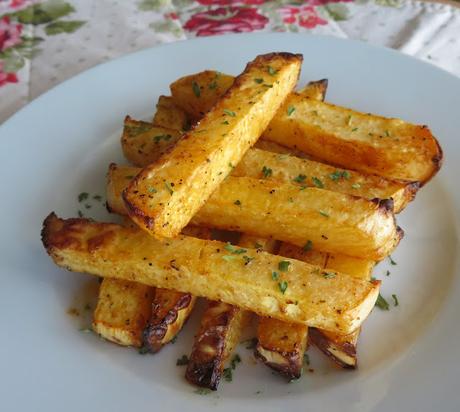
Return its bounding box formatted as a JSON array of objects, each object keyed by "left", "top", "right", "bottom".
[{"left": 45, "top": 20, "right": 86, "bottom": 35}]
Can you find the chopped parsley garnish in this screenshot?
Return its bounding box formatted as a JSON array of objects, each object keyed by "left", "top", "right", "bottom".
[
  {"left": 279, "top": 281, "right": 288, "bottom": 294},
  {"left": 194, "top": 388, "right": 212, "bottom": 395},
  {"left": 176, "top": 355, "right": 189, "bottom": 366},
  {"left": 375, "top": 293, "right": 390, "bottom": 310},
  {"left": 312, "top": 177, "right": 324, "bottom": 188},
  {"left": 319, "top": 210, "right": 329, "bottom": 217},
  {"left": 147, "top": 186, "right": 157, "bottom": 193},
  {"left": 154, "top": 134, "right": 172, "bottom": 143},
  {"left": 234, "top": 200, "right": 241, "bottom": 206},
  {"left": 78, "top": 192, "right": 89, "bottom": 202},
  {"left": 392, "top": 294, "right": 399, "bottom": 306},
  {"left": 262, "top": 165, "right": 272, "bottom": 178},
  {"left": 164, "top": 182, "right": 174, "bottom": 195},
  {"left": 271, "top": 271, "right": 279, "bottom": 281},
  {"left": 330, "top": 169, "right": 351, "bottom": 180},
  {"left": 323, "top": 272, "right": 336, "bottom": 279},
  {"left": 243, "top": 255, "right": 254, "bottom": 264},
  {"left": 351, "top": 127, "right": 358, "bottom": 132},
  {"left": 138, "top": 346, "right": 149, "bottom": 355},
  {"left": 228, "top": 162, "right": 235, "bottom": 169},
  {"left": 208, "top": 80, "right": 217, "bottom": 90},
  {"left": 254, "top": 242, "right": 263, "bottom": 249},
  {"left": 388, "top": 256, "right": 397, "bottom": 265},
  {"left": 263, "top": 83, "right": 273, "bottom": 88},
  {"left": 222, "top": 255, "right": 238, "bottom": 262},
  {"left": 351, "top": 183, "right": 361, "bottom": 189},
  {"left": 254, "top": 78, "right": 263, "bottom": 84},
  {"left": 230, "top": 354, "right": 241, "bottom": 369},
  {"left": 224, "top": 243, "right": 247, "bottom": 254},
  {"left": 293, "top": 174, "right": 307, "bottom": 183},
  {"left": 267, "top": 66, "right": 277, "bottom": 76},
  {"left": 303, "top": 240, "right": 313, "bottom": 252},
  {"left": 192, "top": 81, "right": 201, "bottom": 98},
  {"left": 342, "top": 171, "right": 351, "bottom": 179},
  {"left": 223, "top": 367, "right": 233, "bottom": 382},
  {"left": 278, "top": 260, "right": 291, "bottom": 272},
  {"left": 223, "top": 109, "right": 236, "bottom": 117},
  {"left": 221, "top": 120, "right": 229, "bottom": 125},
  {"left": 287, "top": 106, "right": 296, "bottom": 116}
]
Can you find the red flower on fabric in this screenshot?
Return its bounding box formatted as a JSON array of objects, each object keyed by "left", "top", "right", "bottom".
[
  {"left": 184, "top": 7, "right": 268, "bottom": 37},
  {"left": 0, "top": 61, "right": 18, "bottom": 87},
  {"left": 278, "top": 5, "right": 327, "bottom": 29},
  {"left": 197, "top": 0, "right": 265, "bottom": 5},
  {"left": 0, "top": 16, "right": 23, "bottom": 52}
]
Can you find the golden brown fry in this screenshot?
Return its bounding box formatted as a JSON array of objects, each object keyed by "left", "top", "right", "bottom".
[
  {"left": 92, "top": 278, "right": 154, "bottom": 347},
  {"left": 170, "top": 70, "right": 235, "bottom": 120},
  {"left": 109, "top": 164, "right": 401, "bottom": 260},
  {"left": 278, "top": 242, "right": 374, "bottom": 368},
  {"left": 123, "top": 53, "right": 302, "bottom": 238},
  {"left": 152, "top": 95, "right": 189, "bottom": 131},
  {"left": 185, "top": 301, "right": 249, "bottom": 390},
  {"left": 298, "top": 79, "right": 328, "bottom": 101},
  {"left": 264, "top": 95, "right": 442, "bottom": 183},
  {"left": 42, "top": 213, "right": 380, "bottom": 334},
  {"left": 121, "top": 116, "right": 182, "bottom": 166}
]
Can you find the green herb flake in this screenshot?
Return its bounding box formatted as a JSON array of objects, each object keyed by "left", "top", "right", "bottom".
[
  {"left": 176, "top": 355, "right": 189, "bottom": 366},
  {"left": 170, "top": 335, "right": 178, "bottom": 344},
  {"left": 278, "top": 260, "right": 291, "bottom": 272},
  {"left": 222, "top": 255, "right": 238, "bottom": 262},
  {"left": 267, "top": 66, "right": 277, "bottom": 76},
  {"left": 164, "top": 182, "right": 174, "bottom": 195},
  {"left": 194, "top": 388, "right": 212, "bottom": 395},
  {"left": 263, "top": 83, "right": 273, "bottom": 88},
  {"left": 228, "top": 162, "right": 234, "bottom": 169},
  {"left": 287, "top": 106, "right": 296, "bottom": 116},
  {"left": 254, "top": 78, "right": 264, "bottom": 84},
  {"left": 323, "top": 272, "right": 336, "bottom": 279},
  {"left": 293, "top": 174, "right": 307, "bottom": 183},
  {"left": 392, "top": 294, "right": 399, "bottom": 306},
  {"left": 223, "top": 109, "right": 236, "bottom": 117},
  {"left": 223, "top": 367, "right": 233, "bottom": 382},
  {"left": 271, "top": 271, "right": 280, "bottom": 281},
  {"left": 192, "top": 81, "right": 201, "bottom": 98},
  {"left": 138, "top": 346, "right": 149, "bottom": 355},
  {"left": 254, "top": 242, "right": 263, "bottom": 249},
  {"left": 351, "top": 127, "right": 358, "bottom": 132},
  {"left": 208, "top": 80, "right": 217, "bottom": 90},
  {"left": 303, "top": 240, "right": 313, "bottom": 252},
  {"left": 319, "top": 210, "right": 329, "bottom": 218},
  {"left": 312, "top": 177, "right": 324, "bottom": 188},
  {"left": 388, "top": 256, "right": 397, "bottom": 265},
  {"left": 375, "top": 293, "right": 390, "bottom": 310},
  {"left": 243, "top": 255, "right": 254, "bottom": 265},
  {"left": 384, "top": 130, "right": 390, "bottom": 137},
  {"left": 221, "top": 120, "right": 229, "bottom": 125},
  {"left": 154, "top": 134, "right": 172, "bottom": 143},
  {"left": 230, "top": 354, "right": 241, "bottom": 369},
  {"left": 262, "top": 165, "right": 273, "bottom": 178},
  {"left": 279, "top": 281, "right": 288, "bottom": 294},
  {"left": 234, "top": 200, "right": 241, "bottom": 206},
  {"left": 78, "top": 192, "right": 89, "bottom": 202},
  {"left": 342, "top": 171, "right": 351, "bottom": 180},
  {"left": 224, "top": 243, "right": 247, "bottom": 255},
  {"left": 147, "top": 186, "right": 157, "bottom": 193},
  {"left": 351, "top": 183, "right": 361, "bottom": 189}
]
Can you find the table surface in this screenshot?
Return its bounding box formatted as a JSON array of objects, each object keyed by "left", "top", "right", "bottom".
[{"left": 0, "top": 0, "right": 459, "bottom": 123}]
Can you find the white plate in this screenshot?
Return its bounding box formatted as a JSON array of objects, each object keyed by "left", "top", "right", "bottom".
[{"left": 1, "top": 33, "right": 459, "bottom": 412}]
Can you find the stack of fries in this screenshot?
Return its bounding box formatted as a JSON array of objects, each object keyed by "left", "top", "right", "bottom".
[{"left": 41, "top": 53, "right": 443, "bottom": 390}]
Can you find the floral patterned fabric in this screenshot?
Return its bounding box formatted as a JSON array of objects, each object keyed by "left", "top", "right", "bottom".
[{"left": 0, "top": 0, "right": 459, "bottom": 122}]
